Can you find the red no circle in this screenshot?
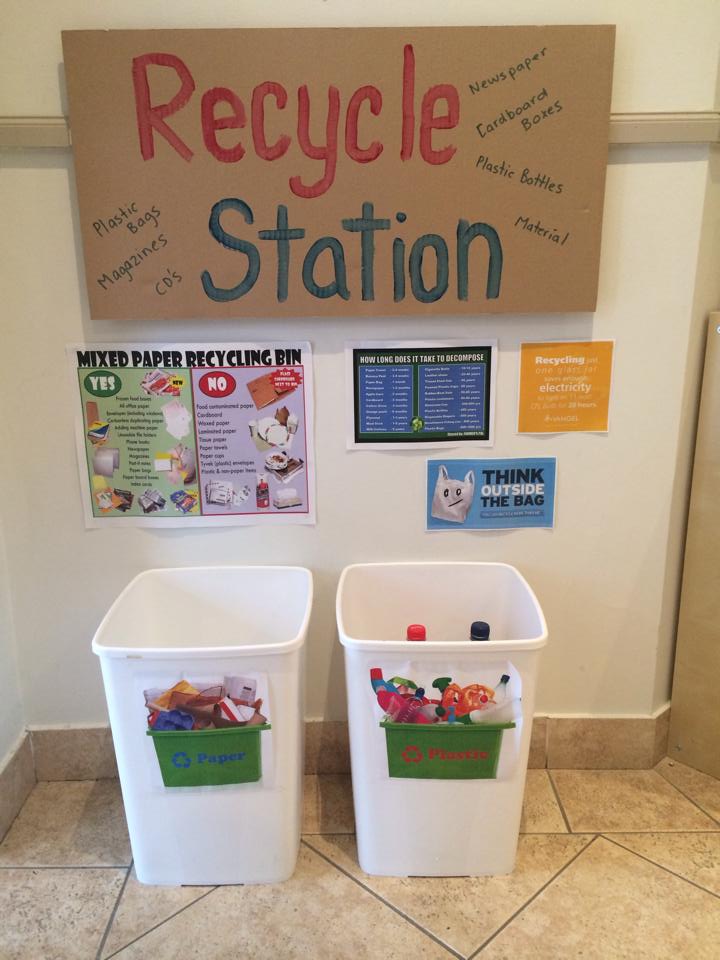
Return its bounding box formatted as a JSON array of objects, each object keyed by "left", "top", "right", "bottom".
[{"left": 198, "top": 371, "right": 237, "bottom": 398}]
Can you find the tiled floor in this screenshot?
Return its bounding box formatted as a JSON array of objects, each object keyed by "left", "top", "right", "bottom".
[{"left": 1, "top": 759, "right": 719, "bottom": 959}]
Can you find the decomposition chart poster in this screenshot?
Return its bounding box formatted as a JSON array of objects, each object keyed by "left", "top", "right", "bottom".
[
  {"left": 69, "top": 342, "right": 315, "bottom": 526},
  {"left": 346, "top": 341, "right": 497, "bottom": 449}
]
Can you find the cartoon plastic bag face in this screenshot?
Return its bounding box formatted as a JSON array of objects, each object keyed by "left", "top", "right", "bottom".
[{"left": 431, "top": 465, "right": 475, "bottom": 523}]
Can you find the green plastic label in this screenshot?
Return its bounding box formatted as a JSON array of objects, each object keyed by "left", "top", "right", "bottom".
[{"left": 381, "top": 721, "right": 514, "bottom": 779}]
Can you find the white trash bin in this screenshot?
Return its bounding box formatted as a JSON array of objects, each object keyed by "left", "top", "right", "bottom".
[
  {"left": 337, "top": 562, "right": 546, "bottom": 877},
  {"left": 93, "top": 566, "right": 312, "bottom": 885}
]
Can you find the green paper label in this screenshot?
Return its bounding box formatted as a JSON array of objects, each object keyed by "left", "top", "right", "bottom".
[{"left": 148, "top": 724, "right": 271, "bottom": 788}]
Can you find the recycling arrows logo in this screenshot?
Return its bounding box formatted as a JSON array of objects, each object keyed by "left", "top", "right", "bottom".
[
  {"left": 401, "top": 745, "right": 423, "bottom": 764},
  {"left": 171, "top": 751, "right": 192, "bottom": 769}
]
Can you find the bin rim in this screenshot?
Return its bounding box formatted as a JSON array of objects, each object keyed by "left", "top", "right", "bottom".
[
  {"left": 92, "top": 565, "right": 313, "bottom": 659},
  {"left": 146, "top": 723, "right": 272, "bottom": 738},
  {"left": 336, "top": 561, "right": 547, "bottom": 652},
  {"left": 379, "top": 720, "right": 516, "bottom": 731}
]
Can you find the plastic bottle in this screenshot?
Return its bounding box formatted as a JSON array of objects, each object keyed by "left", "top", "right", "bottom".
[
  {"left": 470, "top": 621, "right": 490, "bottom": 641},
  {"left": 395, "top": 695, "right": 424, "bottom": 723},
  {"left": 406, "top": 624, "right": 426, "bottom": 641},
  {"left": 420, "top": 703, "right": 440, "bottom": 722},
  {"left": 468, "top": 676, "right": 517, "bottom": 725},
  {"left": 377, "top": 688, "right": 427, "bottom": 720},
  {"left": 376, "top": 689, "right": 406, "bottom": 719},
  {"left": 256, "top": 473, "right": 269, "bottom": 508},
  {"left": 370, "top": 668, "right": 399, "bottom": 693}
]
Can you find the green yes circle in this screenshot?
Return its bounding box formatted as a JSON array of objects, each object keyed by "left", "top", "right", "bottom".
[{"left": 83, "top": 370, "right": 122, "bottom": 397}]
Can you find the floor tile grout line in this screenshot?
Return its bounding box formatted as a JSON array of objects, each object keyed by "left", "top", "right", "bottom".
[
  {"left": 0, "top": 863, "right": 133, "bottom": 870},
  {"left": 302, "top": 829, "right": 598, "bottom": 839},
  {"left": 655, "top": 768, "right": 720, "bottom": 828},
  {"left": 560, "top": 828, "right": 720, "bottom": 835},
  {"left": 301, "top": 830, "right": 355, "bottom": 837},
  {"left": 300, "top": 839, "right": 463, "bottom": 960},
  {"left": 103, "top": 885, "right": 220, "bottom": 959},
  {"left": 602, "top": 834, "right": 720, "bottom": 902},
  {"left": 95, "top": 860, "right": 133, "bottom": 960},
  {"left": 33, "top": 777, "right": 119, "bottom": 784},
  {"left": 546, "top": 769, "right": 573, "bottom": 833},
  {"left": 516, "top": 831, "right": 598, "bottom": 837},
  {"left": 466, "top": 834, "right": 599, "bottom": 959}
]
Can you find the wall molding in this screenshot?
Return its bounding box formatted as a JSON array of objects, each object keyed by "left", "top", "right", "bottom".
[
  {"left": 0, "top": 112, "right": 719, "bottom": 150},
  {"left": 25, "top": 712, "right": 671, "bottom": 781},
  {"left": 608, "top": 111, "right": 720, "bottom": 144},
  {"left": 0, "top": 734, "right": 36, "bottom": 842},
  {"left": 0, "top": 117, "right": 71, "bottom": 148}
]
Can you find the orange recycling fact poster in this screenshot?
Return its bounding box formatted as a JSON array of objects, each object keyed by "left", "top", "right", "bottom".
[{"left": 517, "top": 340, "right": 614, "bottom": 433}]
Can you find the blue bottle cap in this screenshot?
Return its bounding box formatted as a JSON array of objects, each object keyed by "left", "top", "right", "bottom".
[{"left": 470, "top": 621, "right": 490, "bottom": 641}]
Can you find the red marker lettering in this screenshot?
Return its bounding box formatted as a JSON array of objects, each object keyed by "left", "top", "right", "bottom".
[
  {"left": 251, "top": 81, "right": 291, "bottom": 161},
  {"left": 201, "top": 87, "right": 246, "bottom": 163},
  {"left": 420, "top": 84, "right": 460, "bottom": 164},
  {"left": 132, "top": 52, "right": 195, "bottom": 162},
  {"left": 345, "top": 85, "right": 383, "bottom": 163},
  {"left": 290, "top": 84, "right": 340, "bottom": 199}
]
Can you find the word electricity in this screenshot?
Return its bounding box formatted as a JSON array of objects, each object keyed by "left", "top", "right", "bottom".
[{"left": 202, "top": 199, "right": 503, "bottom": 304}]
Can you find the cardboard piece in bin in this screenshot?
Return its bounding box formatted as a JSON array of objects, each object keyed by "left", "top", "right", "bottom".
[
  {"left": 150, "top": 680, "right": 199, "bottom": 711},
  {"left": 147, "top": 724, "right": 272, "bottom": 788},
  {"left": 380, "top": 721, "right": 515, "bottom": 780}
]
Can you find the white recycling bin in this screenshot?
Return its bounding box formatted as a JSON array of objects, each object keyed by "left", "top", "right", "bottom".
[
  {"left": 337, "top": 562, "right": 547, "bottom": 877},
  {"left": 93, "top": 566, "right": 312, "bottom": 885}
]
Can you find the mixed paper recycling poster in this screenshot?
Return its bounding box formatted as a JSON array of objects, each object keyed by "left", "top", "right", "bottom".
[
  {"left": 346, "top": 341, "right": 496, "bottom": 449},
  {"left": 426, "top": 457, "right": 556, "bottom": 530},
  {"left": 62, "top": 26, "right": 615, "bottom": 319},
  {"left": 69, "top": 342, "right": 315, "bottom": 527}
]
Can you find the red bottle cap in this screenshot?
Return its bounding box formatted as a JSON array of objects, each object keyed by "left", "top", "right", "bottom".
[{"left": 406, "top": 624, "right": 426, "bottom": 641}]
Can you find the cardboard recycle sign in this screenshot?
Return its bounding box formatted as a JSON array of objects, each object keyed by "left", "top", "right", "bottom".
[{"left": 62, "top": 26, "right": 615, "bottom": 319}]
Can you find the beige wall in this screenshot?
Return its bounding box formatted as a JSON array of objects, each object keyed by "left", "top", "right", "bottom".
[
  {"left": 0, "top": 509, "right": 25, "bottom": 762},
  {"left": 1, "top": 2, "right": 719, "bottom": 738}
]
